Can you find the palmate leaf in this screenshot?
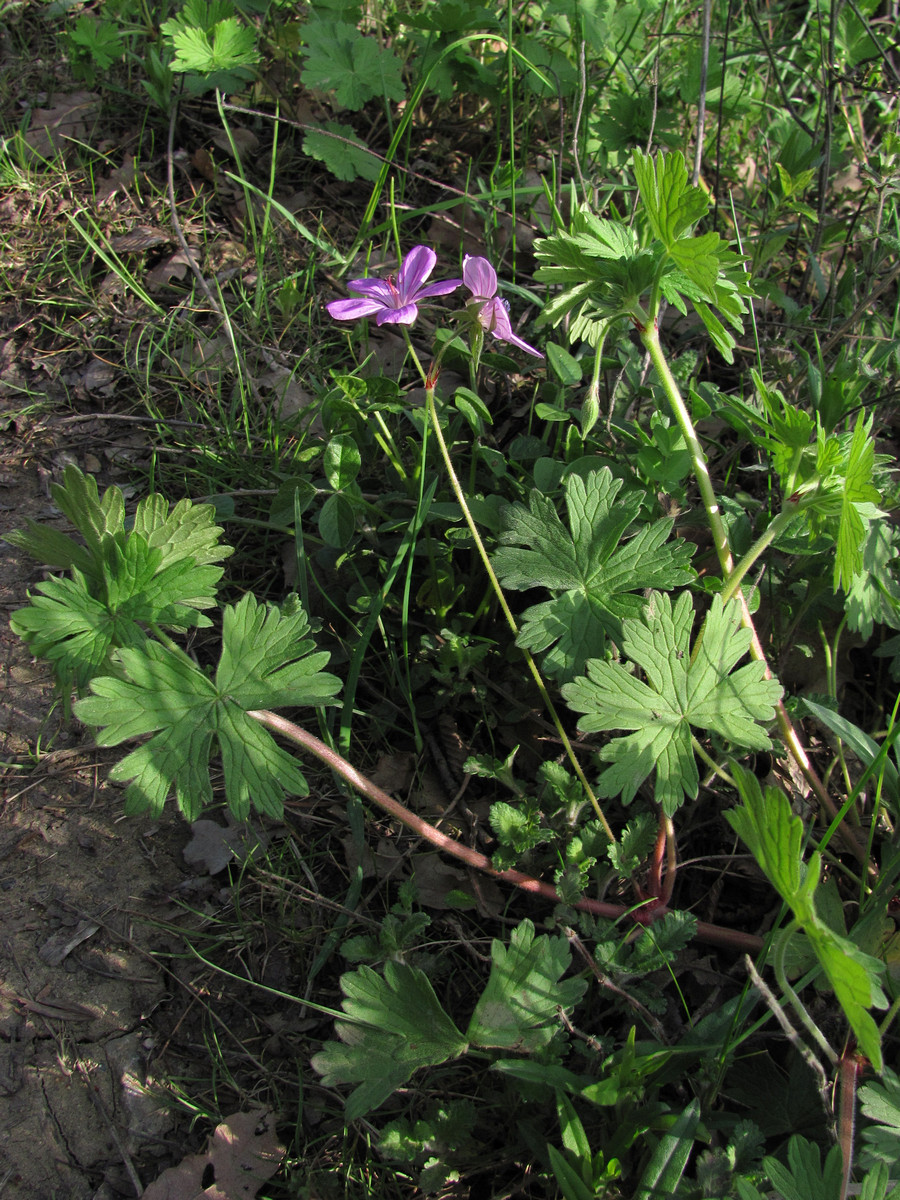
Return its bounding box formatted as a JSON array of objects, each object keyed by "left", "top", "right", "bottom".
[
  {"left": 492, "top": 468, "right": 695, "bottom": 681},
  {"left": 562, "top": 593, "right": 783, "bottom": 815},
  {"left": 74, "top": 593, "right": 341, "bottom": 822},
  {"left": 310, "top": 962, "right": 469, "bottom": 1121},
  {"left": 6, "top": 466, "right": 232, "bottom": 697},
  {"left": 465, "top": 920, "right": 586, "bottom": 1052},
  {"left": 301, "top": 20, "right": 404, "bottom": 110},
  {"left": 10, "top": 539, "right": 222, "bottom": 696}
]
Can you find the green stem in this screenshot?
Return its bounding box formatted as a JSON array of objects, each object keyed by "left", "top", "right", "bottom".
[
  {"left": 640, "top": 318, "right": 865, "bottom": 861},
  {"left": 721, "top": 502, "right": 802, "bottom": 604},
  {"left": 640, "top": 320, "right": 733, "bottom": 574},
  {"left": 422, "top": 380, "right": 615, "bottom": 843},
  {"left": 773, "top": 922, "right": 839, "bottom": 1066}
]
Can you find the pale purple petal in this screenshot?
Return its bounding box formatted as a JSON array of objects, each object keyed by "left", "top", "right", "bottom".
[
  {"left": 499, "top": 329, "right": 544, "bottom": 358},
  {"left": 327, "top": 297, "right": 387, "bottom": 320},
  {"left": 415, "top": 277, "right": 463, "bottom": 299},
  {"left": 345, "top": 277, "right": 395, "bottom": 301},
  {"left": 375, "top": 304, "right": 419, "bottom": 325},
  {"left": 477, "top": 298, "right": 543, "bottom": 358},
  {"left": 397, "top": 245, "right": 437, "bottom": 299},
  {"left": 463, "top": 255, "right": 497, "bottom": 301}
]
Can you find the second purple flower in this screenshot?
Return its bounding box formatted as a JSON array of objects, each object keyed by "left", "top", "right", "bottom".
[{"left": 462, "top": 255, "right": 543, "bottom": 358}]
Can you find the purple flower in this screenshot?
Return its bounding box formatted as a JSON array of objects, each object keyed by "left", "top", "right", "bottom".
[
  {"left": 462, "top": 255, "right": 543, "bottom": 358},
  {"left": 327, "top": 245, "right": 461, "bottom": 326}
]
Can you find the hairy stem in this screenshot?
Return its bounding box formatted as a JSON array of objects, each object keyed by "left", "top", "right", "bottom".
[
  {"left": 248, "top": 708, "right": 764, "bottom": 954},
  {"left": 640, "top": 319, "right": 865, "bottom": 862}
]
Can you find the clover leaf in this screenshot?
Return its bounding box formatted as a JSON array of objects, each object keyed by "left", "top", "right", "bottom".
[
  {"left": 492, "top": 468, "right": 695, "bottom": 681},
  {"left": 562, "top": 592, "right": 783, "bottom": 815},
  {"left": 74, "top": 593, "right": 342, "bottom": 821}
]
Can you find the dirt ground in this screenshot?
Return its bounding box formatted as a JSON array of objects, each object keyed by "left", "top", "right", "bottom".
[{"left": 0, "top": 403, "right": 197, "bottom": 1199}]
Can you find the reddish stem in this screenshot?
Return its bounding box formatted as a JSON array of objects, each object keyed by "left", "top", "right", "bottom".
[
  {"left": 838, "top": 1050, "right": 864, "bottom": 1200},
  {"left": 250, "top": 710, "right": 764, "bottom": 955}
]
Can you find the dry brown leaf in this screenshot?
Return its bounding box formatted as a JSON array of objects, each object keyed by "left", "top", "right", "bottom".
[
  {"left": 38, "top": 919, "right": 99, "bottom": 967},
  {"left": 183, "top": 819, "right": 270, "bottom": 876},
  {"left": 23, "top": 91, "right": 100, "bottom": 160},
  {"left": 110, "top": 226, "right": 170, "bottom": 253},
  {"left": 212, "top": 127, "right": 260, "bottom": 157},
  {"left": 142, "top": 1109, "right": 284, "bottom": 1199},
  {"left": 145, "top": 250, "right": 192, "bottom": 288},
  {"left": 14, "top": 993, "right": 96, "bottom": 1021}
]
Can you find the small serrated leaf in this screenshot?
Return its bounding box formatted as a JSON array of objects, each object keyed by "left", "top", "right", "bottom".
[
  {"left": 465, "top": 920, "right": 586, "bottom": 1052},
  {"left": 311, "top": 962, "right": 468, "bottom": 1119}
]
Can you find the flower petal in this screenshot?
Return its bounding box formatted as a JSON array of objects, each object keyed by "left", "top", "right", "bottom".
[
  {"left": 376, "top": 303, "right": 419, "bottom": 325},
  {"left": 345, "top": 277, "right": 394, "bottom": 301},
  {"left": 477, "top": 298, "right": 543, "bottom": 357},
  {"left": 415, "top": 277, "right": 463, "bottom": 299},
  {"left": 327, "top": 297, "right": 387, "bottom": 321},
  {"left": 397, "top": 245, "right": 437, "bottom": 300},
  {"left": 463, "top": 255, "right": 497, "bottom": 301}
]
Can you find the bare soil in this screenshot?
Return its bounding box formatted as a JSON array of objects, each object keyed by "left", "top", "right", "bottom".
[{"left": 0, "top": 405, "right": 195, "bottom": 1199}]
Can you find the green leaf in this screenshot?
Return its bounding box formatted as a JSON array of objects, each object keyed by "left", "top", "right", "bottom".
[
  {"left": 723, "top": 765, "right": 807, "bottom": 908},
  {"left": 302, "top": 122, "right": 381, "bottom": 182},
  {"left": 323, "top": 434, "right": 362, "bottom": 491},
  {"left": 633, "top": 150, "right": 708, "bottom": 247},
  {"left": 7, "top": 467, "right": 230, "bottom": 697},
  {"left": 801, "top": 698, "right": 900, "bottom": 802},
  {"left": 633, "top": 1099, "right": 700, "bottom": 1200},
  {"left": 492, "top": 468, "right": 695, "bottom": 680},
  {"left": 725, "top": 764, "right": 885, "bottom": 1071},
  {"left": 835, "top": 414, "right": 881, "bottom": 592},
  {"left": 301, "top": 21, "right": 404, "bottom": 110},
  {"left": 859, "top": 1069, "right": 900, "bottom": 1172},
  {"left": 563, "top": 594, "right": 782, "bottom": 814},
  {"left": 310, "top": 962, "right": 468, "bottom": 1119},
  {"left": 845, "top": 522, "right": 900, "bottom": 638},
  {"left": 465, "top": 920, "right": 586, "bottom": 1052},
  {"left": 548, "top": 1145, "right": 595, "bottom": 1200},
  {"left": 318, "top": 492, "right": 357, "bottom": 548},
  {"left": 74, "top": 593, "right": 341, "bottom": 821},
  {"left": 546, "top": 343, "right": 583, "bottom": 385},
  {"left": 762, "top": 1136, "right": 843, "bottom": 1200},
  {"left": 11, "top": 534, "right": 222, "bottom": 696}
]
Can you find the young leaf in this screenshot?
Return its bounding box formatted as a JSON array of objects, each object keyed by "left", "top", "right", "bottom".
[
  {"left": 465, "top": 920, "right": 586, "bottom": 1052},
  {"left": 835, "top": 414, "right": 881, "bottom": 592},
  {"left": 492, "top": 468, "right": 695, "bottom": 680},
  {"left": 562, "top": 593, "right": 782, "bottom": 814},
  {"left": 633, "top": 151, "right": 709, "bottom": 248},
  {"left": 310, "top": 962, "right": 469, "bottom": 1120},
  {"left": 725, "top": 765, "right": 885, "bottom": 1071},
  {"left": 74, "top": 593, "right": 341, "bottom": 821}
]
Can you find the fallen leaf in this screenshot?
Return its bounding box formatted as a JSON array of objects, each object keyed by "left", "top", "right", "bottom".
[
  {"left": 110, "top": 226, "right": 170, "bottom": 253},
  {"left": 38, "top": 918, "right": 100, "bottom": 966},
  {"left": 145, "top": 250, "right": 192, "bottom": 288},
  {"left": 183, "top": 819, "right": 270, "bottom": 875},
  {"left": 142, "top": 1109, "right": 284, "bottom": 1199},
  {"left": 23, "top": 91, "right": 100, "bottom": 160}
]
